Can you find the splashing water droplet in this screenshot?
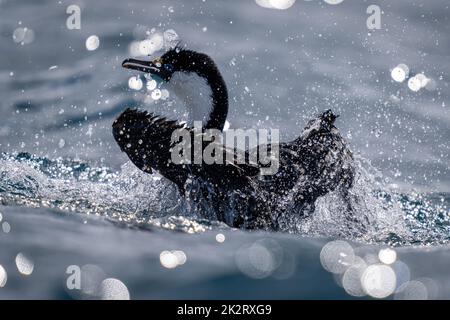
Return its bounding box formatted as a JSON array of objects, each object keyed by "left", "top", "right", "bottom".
[
  {"left": 342, "top": 256, "right": 367, "bottom": 297},
  {"left": 256, "top": 0, "right": 296, "bottom": 9},
  {"left": 324, "top": 0, "right": 344, "bottom": 5},
  {"left": 160, "top": 250, "right": 179, "bottom": 269},
  {"left": 139, "top": 33, "right": 164, "bottom": 55},
  {"left": 216, "top": 233, "right": 226, "bottom": 243},
  {"left": 80, "top": 264, "right": 106, "bottom": 297},
  {"left": 99, "top": 278, "right": 130, "bottom": 300},
  {"left": 395, "top": 280, "right": 428, "bottom": 300},
  {"left": 320, "top": 240, "right": 355, "bottom": 274},
  {"left": 408, "top": 76, "right": 422, "bottom": 92},
  {"left": 0, "top": 265, "right": 7, "bottom": 287},
  {"left": 163, "top": 29, "right": 179, "bottom": 49},
  {"left": 15, "top": 252, "right": 34, "bottom": 276},
  {"left": 151, "top": 89, "right": 162, "bottom": 100},
  {"left": 85, "top": 35, "right": 100, "bottom": 51},
  {"left": 2, "top": 221, "right": 11, "bottom": 234},
  {"left": 378, "top": 248, "right": 397, "bottom": 265},
  {"left": 361, "top": 264, "right": 396, "bottom": 298},
  {"left": 415, "top": 73, "right": 429, "bottom": 88},
  {"left": 13, "top": 27, "right": 35, "bottom": 45},
  {"left": 235, "top": 241, "right": 278, "bottom": 279},
  {"left": 391, "top": 65, "right": 409, "bottom": 83},
  {"left": 128, "top": 76, "right": 143, "bottom": 91},
  {"left": 160, "top": 89, "right": 170, "bottom": 100},
  {"left": 128, "top": 41, "right": 141, "bottom": 56},
  {"left": 146, "top": 80, "right": 157, "bottom": 91},
  {"left": 172, "top": 250, "right": 187, "bottom": 265}
]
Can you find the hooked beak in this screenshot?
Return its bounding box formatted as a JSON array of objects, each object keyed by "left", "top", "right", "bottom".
[{"left": 122, "top": 58, "right": 171, "bottom": 81}]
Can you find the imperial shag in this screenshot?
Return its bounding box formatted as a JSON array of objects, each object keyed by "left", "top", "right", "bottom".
[{"left": 113, "top": 47, "right": 355, "bottom": 230}]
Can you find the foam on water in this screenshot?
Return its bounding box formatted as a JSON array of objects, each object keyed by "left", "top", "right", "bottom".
[
  {"left": 0, "top": 152, "right": 448, "bottom": 245},
  {"left": 0, "top": 152, "right": 216, "bottom": 233}
]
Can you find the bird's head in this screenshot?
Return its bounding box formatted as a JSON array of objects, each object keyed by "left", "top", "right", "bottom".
[
  {"left": 122, "top": 46, "right": 228, "bottom": 130},
  {"left": 122, "top": 46, "right": 217, "bottom": 83}
]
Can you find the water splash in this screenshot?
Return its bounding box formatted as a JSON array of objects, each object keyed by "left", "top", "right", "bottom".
[
  {"left": 0, "top": 152, "right": 215, "bottom": 233},
  {"left": 0, "top": 152, "right": 448, "bottom": 244},
  {"left": 311, "top": 156, "right": 450, "bottom": 245}
]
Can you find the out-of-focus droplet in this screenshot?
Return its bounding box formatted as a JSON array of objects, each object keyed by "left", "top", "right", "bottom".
[
  {"left": 255, "top": 0, "right": 274, "bottom": 9},
  {"left": 391, "top": 65, "right": 409, "bottom": 83},
  {"left": 216, "top": 233, "right": 226, "bottom": 243},
  {"left": 235, "top": 241, "right": 278, "bottom": 279},
  {"left": 255, "top": 0, "right": 296, "bottom": 9},
  {"left": 85, "top": 35, "right": 100, "bottom": 51},
  {"left": 163, "top": 29, "right": 179, "bottom": 49},
  {"left": 270, "top": 0, "right": 296, "bottom": 9},
  {"left": 21, "top": 27, "right": 35, "bottom": 44},
  {"left": 415, "top": 73, "right": 429, "bottom": 88},
  {"left": 161, "top": 89, "right": 170, "bottom": 100},
  {"left": 128, "top": 41, "right": 141, "bottom": 56},
  {"left": 0, "top": 265, "right": 7, "bottom": 287},
  {"left": 99, "top": 278, "right": 130, "bottom": 300},
  {"left": 342, "top": 256, "right": 367, "bottom": 297},
  {"left": 13, "top": 27, "right": 35, "bottom": 44},
  {"left": 139, "top": 39, "right": 154, "bottom": 56},
  {"left": 417, "top": 277, "right": 440, "bottom": 299},
  {"left": 2, "top": 221, "right": 11, "bottom": 234},
  {"left": 15, "top": 252, "right": 34, "bottom": 276},
  {"left": 160, "top": 250, "right": 179, "bottom": 269},
  {"left": 128, "top": 76, "right": 143, "bottom": 90},
  {"left": 395, "top": 280, "right": 428, "bottom": 300},
  {"left": 272, "top": 249, "right": 296, "bottom": 280},
  {"left": 172, "top": 250, "right": 187, "bottom": 265},
  {"left": 151, "top": 89, "right": 162, "bottom": 100},
  {"left": 146, "top": 79, "right": 157, "bottom": 91},
  {"left": 361, "top": 264, "right": 396, "bottom": 298},
  {"left": 324, "top": 0, "right": 344, "bottom": 5},
  {"left": 378, "top": 248, "right": 397, "bottom": 265},
  {"left": 408, "top": 76, "right": 422, "bottom": 92},
  {"left": 392, "top": 260, "right": 411, "bottom": 292},
  {"left": 139, "top": 33, "right": 164, "bottom": 55},
  {"left": 132, "top": 25, "right": 150, "bottom": 40},
  {"left": 80, "top": 264, "right": 106, "bottom": 297},
  {"left": 320, "top": 240, "right": 355, "bottom": 274},
  {"left": 13, "top": 27, "right": 26, "bottom": 43}
]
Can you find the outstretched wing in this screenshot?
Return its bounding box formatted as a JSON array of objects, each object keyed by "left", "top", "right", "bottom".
[{"left": 112, "top": 108, "right": 260, "bottom": 190}]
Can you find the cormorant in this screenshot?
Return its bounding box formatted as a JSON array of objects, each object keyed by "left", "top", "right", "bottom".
[{"left": 113, "top": 47, "right": 355, "bottom": 230}]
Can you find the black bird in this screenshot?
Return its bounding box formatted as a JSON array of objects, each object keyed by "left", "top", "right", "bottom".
[{"left": 113, "top": 47, "right": 355, "bottom": 230}]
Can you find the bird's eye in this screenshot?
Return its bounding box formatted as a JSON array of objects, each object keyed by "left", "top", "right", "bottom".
[{"left": 165, "top": 63, "right": 174, "bottom": 72}]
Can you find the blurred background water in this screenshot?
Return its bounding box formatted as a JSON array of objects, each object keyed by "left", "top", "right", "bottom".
[{"left": 0, "top": 0, "right": 449, "bottom": 299}]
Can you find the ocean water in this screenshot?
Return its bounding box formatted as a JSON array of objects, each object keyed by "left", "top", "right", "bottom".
[{"left": 0, "top": 0, "right": 449, "bottom": 299}]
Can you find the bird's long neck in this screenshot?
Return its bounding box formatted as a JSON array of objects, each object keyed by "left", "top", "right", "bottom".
[
  {"left": 204, "top": 71, "right": 228, "bottom": 130},
  {"left": 168, "top": 59, "right": 228, "bottom": 131}
]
